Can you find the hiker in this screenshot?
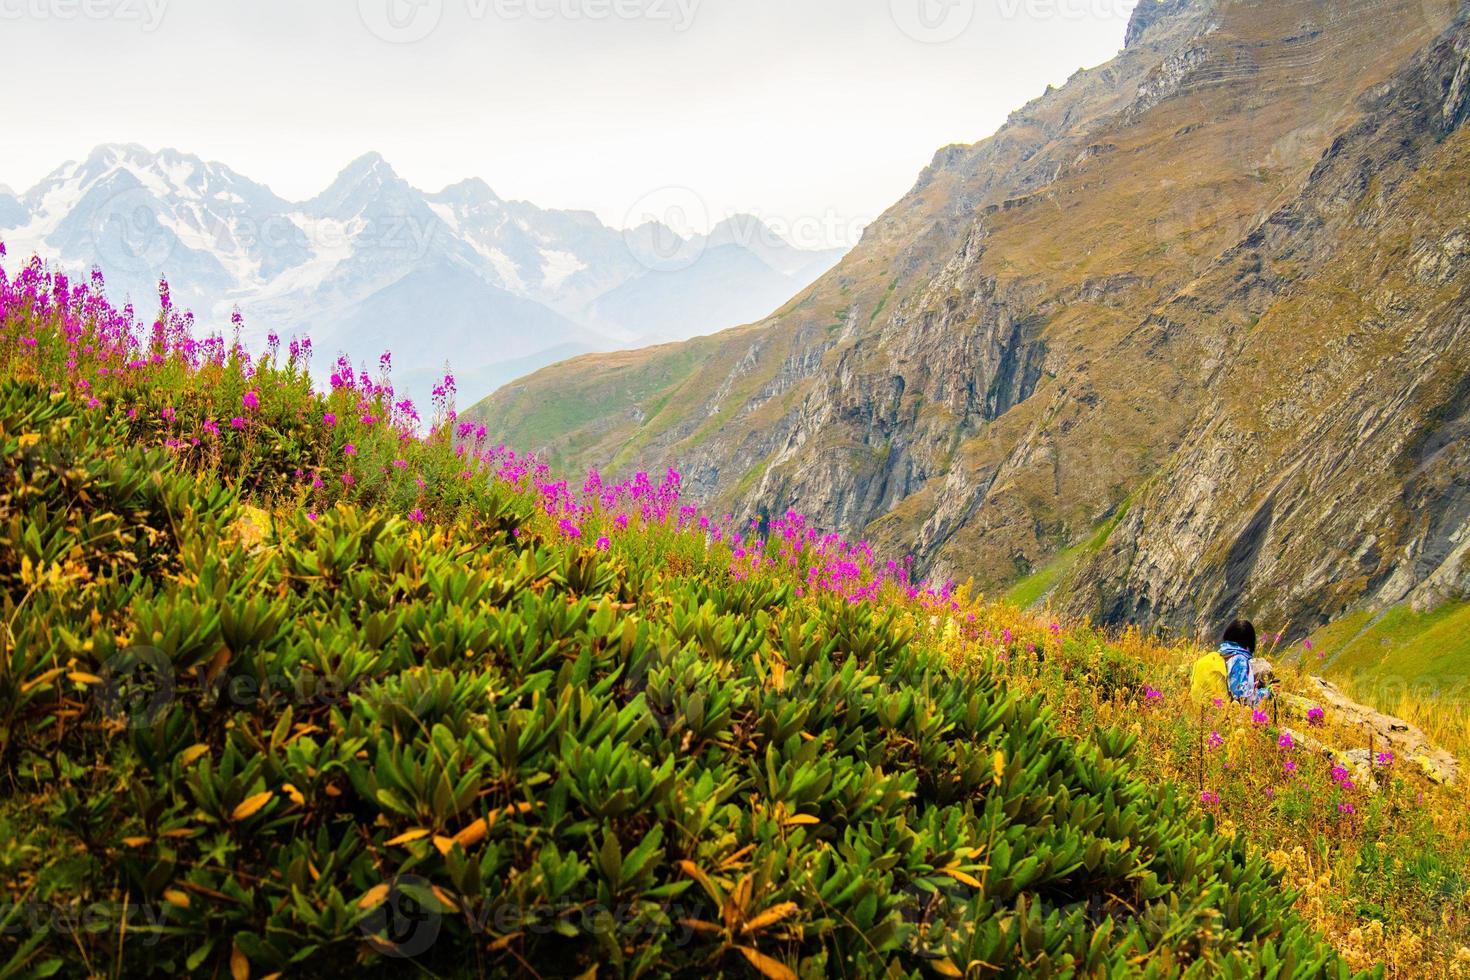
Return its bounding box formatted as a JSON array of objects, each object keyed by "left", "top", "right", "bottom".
[
  {"left": 1220, "top": 619, "right": 1272, "bottom": 706},
  {"left": 1191, "top": 619, "right": 1272, "bottom": 706},
  {"left": 755, "top": 505, "right": 771, "bottom": 545}
]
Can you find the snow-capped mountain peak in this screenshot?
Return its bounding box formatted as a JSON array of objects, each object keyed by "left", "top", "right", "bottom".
[
  {"left": 434, "top": 177, "right": 501, "bottom": 206},
  {"left": 2, "top": 145, "right": 848, "bottom": 406},
  {"left": 305, "top": 151, "right": 416, "bottom": 221}
]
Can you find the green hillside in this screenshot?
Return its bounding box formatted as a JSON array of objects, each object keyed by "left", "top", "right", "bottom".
[{"left": 3, "top": 255, "right": 1467, "bottom": 977}]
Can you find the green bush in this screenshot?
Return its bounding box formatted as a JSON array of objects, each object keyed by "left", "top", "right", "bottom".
[{"left": 0, "top": 379, "right": 1370, "bottom": 978}]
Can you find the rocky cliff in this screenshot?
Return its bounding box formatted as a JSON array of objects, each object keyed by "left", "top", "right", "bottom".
[
  {"left": 474, "top": 0, "right": 1470, "bottom": 642},
  {"left": 1069, "top": 9, "right": 1470, "bottom": 636}
]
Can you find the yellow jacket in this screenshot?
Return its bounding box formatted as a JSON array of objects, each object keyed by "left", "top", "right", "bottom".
[{"left": 1190, "top": 653, "right": 1229, "bottom": 705}]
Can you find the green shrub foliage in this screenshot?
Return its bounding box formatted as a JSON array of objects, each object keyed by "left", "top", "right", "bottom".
[{"left": 0, "top": 381, "right": 1366, "bottom": 978}]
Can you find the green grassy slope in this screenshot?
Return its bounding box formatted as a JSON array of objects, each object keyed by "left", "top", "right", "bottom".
[{"left": 0, "top": 380, "right": 1361, "bottom": 978}]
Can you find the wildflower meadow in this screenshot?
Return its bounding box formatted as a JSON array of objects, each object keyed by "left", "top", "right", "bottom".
[{"left": 0, "top": 246, "right": 1467, "bottom": 976}]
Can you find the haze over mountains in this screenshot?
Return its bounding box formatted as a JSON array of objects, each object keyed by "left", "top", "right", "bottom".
[
  {"left": 0, "top": 145, "right": 845, "bottom": 405},
  {"left": 476, "top": 0, "right": 1470, "bottom": 652}
]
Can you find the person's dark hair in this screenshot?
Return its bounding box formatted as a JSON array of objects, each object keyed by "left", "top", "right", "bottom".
[{"left": 1223, "top": 619, "right": 1257, "bottom": 653}]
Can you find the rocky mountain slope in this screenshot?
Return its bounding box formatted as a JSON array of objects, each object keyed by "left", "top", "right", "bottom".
[
  {"left": 474, "top": 0, "right": 1470, "bottom": 643},
  {"left": 1, "top": 146, "right": 843, "bottom": 405}
]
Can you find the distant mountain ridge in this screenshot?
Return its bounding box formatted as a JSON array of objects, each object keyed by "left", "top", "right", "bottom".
[{"left": 0, "top": 144, "right": 845, "bottom": 405}]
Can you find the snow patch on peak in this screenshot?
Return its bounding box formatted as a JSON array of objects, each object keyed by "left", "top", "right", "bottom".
[
  {"left": 539, "top": 249, "right": 586, "bottom": 290},
  {"left": 434, "top": 177, "right": 500, "bottom": 204}
]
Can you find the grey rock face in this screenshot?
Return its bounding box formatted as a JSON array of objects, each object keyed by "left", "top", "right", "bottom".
[
  {"left": 1067, "top": 16, "right": 1470, "bottom": 638},
  {"left": 1125, "top": 0, "right": 1197, "bottom": 48}
]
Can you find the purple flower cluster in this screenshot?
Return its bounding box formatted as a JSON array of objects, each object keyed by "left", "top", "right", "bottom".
[{"left": 0, "top": 240, "right": 968, "bottom": 614}]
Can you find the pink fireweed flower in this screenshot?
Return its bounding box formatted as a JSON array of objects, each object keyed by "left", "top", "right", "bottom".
[
  {"left": 1251, "top": 709, "right": 1268, "bottom": 726},
  {"left": 1201, "top": 790, "right": 1220, "bottom": 807},
  {"left": 322, "top": 412, "right": 337, "bottom": 427},
  {"left": 596, "top": 536, "right": 611, "bottom": 552},
  {"left": 1144, "top": 687, "right": 1164, "bottom": 704},
  {"left": 1278, "top": 733, "right": 1295, "bottom": 750},
  {"left": 229, "top": 416, "right": 246, "bottom": 430},
  {"left": 1338, "top": 802, "right": 1356, "bottom": 816},
  {"left": 343, "top": 444, "right": 357, "bottom": 456},
  {"left": 1376, "top": 751, "right": 1394, "bottom": 767},
  {"left": 307, "top": 511, "right": 318, "bottom": 521},
  {"left": 243, "top": 390, "right": 259, "bottom": 412},
  {"left": 1307, "top": 707, "right": 1325, "bottom": 727},
  {"left": 342, "top": 473, "right": 355, "bottom": 487},
  {"left": 408, "top": 508, "right": 425, "bottom": 523},
  {"left": 1284, "top": 760, "right": 1298, "bottom": 775},
  {"left": 1207, "top": 730, "right": 1224, "bottom": 752}
]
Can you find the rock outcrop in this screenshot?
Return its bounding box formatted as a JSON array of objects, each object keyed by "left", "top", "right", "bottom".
[
  {"left": 1125, "top": 0, "right": 1199, "bottom": 49},
  {"left": 474, "top": 0, "right": 1470, "bottom": 645},
  {"left": 1282, "top": 677, "right": 1460, "bottom": 786}
]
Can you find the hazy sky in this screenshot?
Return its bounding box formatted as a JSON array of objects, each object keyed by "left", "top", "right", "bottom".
[{"left": 4, "top": 0, "right": 1141, "bottom": 246}]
